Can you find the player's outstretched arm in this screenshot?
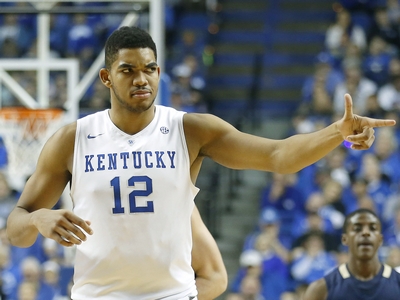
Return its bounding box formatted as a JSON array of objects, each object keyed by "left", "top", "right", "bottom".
[
  {"left": 191, "top": 205, "right": 228, "bottom": 299},
  {"left": 303, "top": 278, "right": 328, "bottom": 300},
  {"left": 6, "top": 123, "right": 93, "bottom": 248},
  {"left": 184, "top": 93, "right": 396, "bottom": 174}
]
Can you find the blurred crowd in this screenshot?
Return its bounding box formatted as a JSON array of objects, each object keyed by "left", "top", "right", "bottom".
[
  {"left": 227, "top": 1, "right": 400, "bottom": 299},
  {"left": 0, "top": 0, "right": 216, "bottom": 115}
]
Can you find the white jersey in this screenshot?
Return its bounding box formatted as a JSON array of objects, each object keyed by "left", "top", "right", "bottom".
[{"left": 70, "top": 105, "right": 199, "bottom": 299}]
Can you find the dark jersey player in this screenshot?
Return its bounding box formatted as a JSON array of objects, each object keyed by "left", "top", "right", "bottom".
[{"left": 304, "top": 208, "right": 400, "bottom": 300}]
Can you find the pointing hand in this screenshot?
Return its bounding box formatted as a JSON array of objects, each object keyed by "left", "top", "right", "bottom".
[{"left": 337, "top": 93, "right": 396, "bottom": 150}]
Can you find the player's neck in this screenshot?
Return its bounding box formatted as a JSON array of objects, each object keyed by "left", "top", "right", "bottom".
[
  {"left": 108, "top": 105, "right": 156, "bottom": 135},
  {"left": 347, "top": 258, "right": 382, "bottom": 281}
]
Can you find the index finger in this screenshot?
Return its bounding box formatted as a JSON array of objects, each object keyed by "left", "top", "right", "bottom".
[{"left": 364, "top": 117, "right": 396, "bottom": 128}]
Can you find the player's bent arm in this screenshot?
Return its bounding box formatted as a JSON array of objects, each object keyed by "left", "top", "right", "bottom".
[
  {"left": 7, "top": 123, "right": 92, "bottom": 248},
  {"left": 191, "top": 206, "right": 228, "bottom": 300},
  {"left": 183, "top": 113, "right": 343, "bottom": 174},
  {"left": 303, "top": 278, "right": 328, "bottom": 300}
]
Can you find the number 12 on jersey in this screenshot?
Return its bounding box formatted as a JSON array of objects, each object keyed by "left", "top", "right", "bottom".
[{"left": 111, "top": 176, "right": 154, "bottom": 214}]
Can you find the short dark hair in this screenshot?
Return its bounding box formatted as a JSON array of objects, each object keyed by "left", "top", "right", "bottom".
[
  {"left": 342, "top": 208, "right": 380, "bottom": 233},
  {"left": 104, "top": 26, "right": 157, "bottom": 69}
]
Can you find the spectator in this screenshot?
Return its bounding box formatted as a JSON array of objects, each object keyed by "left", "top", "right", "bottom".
[
  {"left": 333, "top": 59, "right": 378, "bottom": 115},
  {"left": 12, "top": 256, "right": 54, "bottom": 300},
  {"left": 259, "top": 173, "right": 306, "bottom": 246},
  {"left": 254, "top": 233, "right": 290, "bottom": 300},
  {"left": 321, "top": 185, "right": 346, "bottom": 233},
  {"left": 367, "top": 6, "right": 400, "bottom": 52},
  {"left": 291, "top": 211, "right": 341, "bottom": 252},
  {"left": 362, "top": 35, "right": 393, "bottom": 87},
  {"left": 0, "top": 37, "right": 20, "bottom": 58},
  {"left": 169, "top": 29, "right": 205, "bottom": 63},
  {"left": 0, "top": 14, "right": 34, "bottom": 56},
  {"left": 229, "top": 249, "right": 263, "bottom": 296},
  {"left": 42, "top": 260, "right": 64, "bottom": 299},
  {"left": 301, "top": 52, "right": 343, "bottom": 103},
  {"left": 322, "top": 146, "right": 352, "bottom": 188},
  {"left": 290, "top": 231, "right": 337, "bottom": 287},
  {"left": 170, "top": 64, "right": 207, "bottom": 112},
  {"left": 17, "top": 281, "right": 38, "bottom": 300},
  {"left": 342, "top": 177, "right": 378, "bottom": 215},
  {"left": 0, "top": 244, "right": 18, "bottom": 299},
  {"left": 364, "top": 93, "right": 387, "bottom": 118},
  {"left": 377, "top": 72, "right": 400, "bottom": 111},
  {"left": 243, "top": 207, "right": 291, "bottom": 252},
  {"left": 238, "top": 274, "right": 265, "bottom": 300},
  {"left": 387, "top": 0, "right": 400, "bottom": 25},
  {"left": 49, "top": 14, "right": 70, "bottom": 58},
  {"left": 325, "top": 8, "right": 367, "bottom": 60},
  {"left": 225, "top": 292, "right": 245, "bottom": 300},
  {"left": 383, "top": 204, "right": 400, "bottom": 247},
  {"left": 373, "top": 127, "right": 400, "bottom": 186},
  {"left": 67, "top": 13, "right": 98, "bottom": 58},
  {"left": 385, "top": 246, "right": 400, "bottom": 269},
  {"left": 357, "top": 153, "right": 393, "bottom": 224}
]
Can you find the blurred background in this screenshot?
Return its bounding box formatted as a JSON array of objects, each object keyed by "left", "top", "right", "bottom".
[{"left": 1, "top": 0, "right": 400, "bottom": 299}]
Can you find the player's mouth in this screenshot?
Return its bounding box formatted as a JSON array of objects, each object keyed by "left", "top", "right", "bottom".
[
  {"left": 132, "top": 89, "right": 151, "bottom": 99},
  {"left": 358, "top": 241, "right": 373, "bottom": 248}
]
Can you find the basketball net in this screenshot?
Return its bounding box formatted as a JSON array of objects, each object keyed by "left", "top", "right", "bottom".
[{"left": 0, "top": 107, "right": 65, "bottom": 191}]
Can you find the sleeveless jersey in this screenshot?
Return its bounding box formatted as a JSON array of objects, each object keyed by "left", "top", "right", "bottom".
[
  {"left": 70, "top": 106, "right": 199, "bottom": 299},
  {"left": 325, "top": 263, "right": 400, "bottom": 300}
]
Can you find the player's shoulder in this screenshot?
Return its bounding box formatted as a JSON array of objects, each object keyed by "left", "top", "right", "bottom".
[
  {"left": 393, "top": 265, "right": 400, "bottom": 279},
  {"left": 55, "top": 121, "right": 77, "bottom": 138},
  {"left": 47, "top": 121, "right": 77, "bottom": 147},
  {"left": 183, "top": 111, "right": 233, "bottom": 131},
  {"left": 304, "top": 277, "right": 328, "bottom": 300}
]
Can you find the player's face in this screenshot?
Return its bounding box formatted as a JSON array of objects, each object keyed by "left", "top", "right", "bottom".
[
  {"left": 106, "top": 48, "right": 160, "bottom": 113},
  {"left": 342, "top": 212, "right": 383, "bottom": 261}
]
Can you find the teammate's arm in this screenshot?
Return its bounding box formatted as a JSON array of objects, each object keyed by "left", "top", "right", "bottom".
[
  {"left": 192, "top": 205, "right": 228, "bottom": 299},
  {"left": 6, "top": 123, "right": 92, "bottom": 248},
  {"left": 303, "top": 278, "right": 328, "bottom": 300}
]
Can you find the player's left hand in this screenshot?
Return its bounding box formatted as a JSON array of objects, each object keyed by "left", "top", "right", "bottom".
[{"left": 337, "top": 93, "right": 396, "bottom": 150}]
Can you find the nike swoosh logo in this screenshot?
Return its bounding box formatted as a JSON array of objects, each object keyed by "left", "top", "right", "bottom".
[{"left": 87, "top": 133, "right": 105, "bottom": 139}]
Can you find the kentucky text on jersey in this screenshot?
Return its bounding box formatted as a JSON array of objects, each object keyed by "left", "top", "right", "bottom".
[{"left": 84, "top": 151, "right": 177, "bottom": 172}]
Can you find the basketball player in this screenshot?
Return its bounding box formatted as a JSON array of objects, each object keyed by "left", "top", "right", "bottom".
[
  {"left": 303, "top": 208, "right": 400, "bottom": 300},
  {"left": 6, "top": 26, "right": 396, "bottom": 299}
]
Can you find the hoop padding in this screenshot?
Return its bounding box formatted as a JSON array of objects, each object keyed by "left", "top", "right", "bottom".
[{"left": 0, "top": 107, "right": 65, "bottom": 190}]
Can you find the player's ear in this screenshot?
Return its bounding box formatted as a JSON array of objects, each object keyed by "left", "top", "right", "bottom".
[
  {"left": 99, "top": 68, "right": 112, "bottom": 88},
  {"left": 341, "top": 233, "right": 348, "bottom": 246}
]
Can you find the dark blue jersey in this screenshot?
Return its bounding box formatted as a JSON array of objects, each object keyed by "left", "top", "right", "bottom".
[{"left": 325, "top": 264, "right": 400, "bottom": 300}]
